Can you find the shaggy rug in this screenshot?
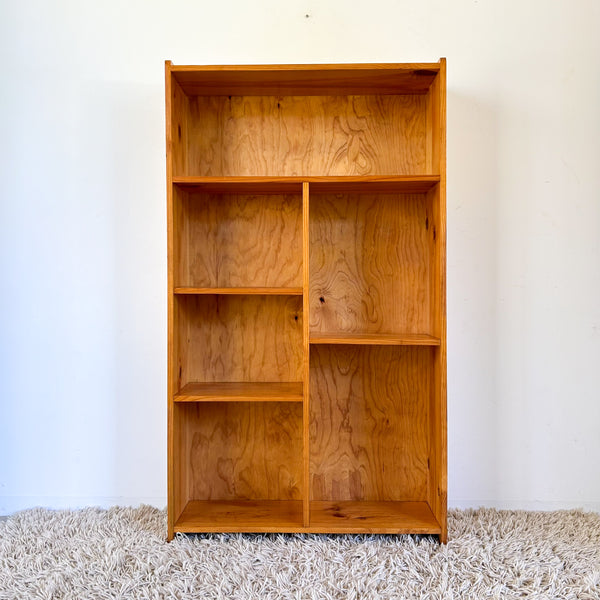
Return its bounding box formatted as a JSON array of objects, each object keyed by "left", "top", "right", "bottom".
[{"left": 0, "top": 507, "right": 599, "bottom": 599}]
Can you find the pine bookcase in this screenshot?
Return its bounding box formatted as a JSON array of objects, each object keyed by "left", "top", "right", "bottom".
[{"left": 165, "top": 60, "right": 447, "bottom": 542}]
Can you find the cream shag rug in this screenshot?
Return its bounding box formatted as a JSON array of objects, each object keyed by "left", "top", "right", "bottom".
[{"left": 0, "top": 507, "right": 599, "bottom": 599}]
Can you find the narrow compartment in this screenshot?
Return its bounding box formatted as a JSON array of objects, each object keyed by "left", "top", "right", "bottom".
[
  {"left": 309, "top": 191, "right": 434, "bottom": 338},
  {"left": 173, "top": 184, "right": 302, "bottom": 289},
  {"left": 310, "top": 345, "right": 431, "bottom": 502},
  {"left": 173, "top": 401, "right": 304, "bottom": 532}
]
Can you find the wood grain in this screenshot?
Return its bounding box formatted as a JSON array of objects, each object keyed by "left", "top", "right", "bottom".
[
  {"left": 309, "top": 193, "right": 432, "bottom": 335},
  {"left": 171, "top": 63, "right": 439, "bottom": 96},
  {"left": 176, "top": 295, "right": 303, "bottom": 387},
  {"left": 175, "top": 500, "right": 303, "bottom": 532},
  {"left": 181, "top": 402, "right": 303, "bottom": 500},
  {"left": 175, "top": 191, "right": 302, "bottom": 288},
  {"left": 309, "top": 501, "right": 441, "bottom": 534},
  {"left": 174, "top": 382, "right": 303, "bottom": 402},
  {"left": 185, "top": 95, "right": 427, "bottom": 176},
  {"left": 309, "top": 345, "right": 431, "bottom": 502}
]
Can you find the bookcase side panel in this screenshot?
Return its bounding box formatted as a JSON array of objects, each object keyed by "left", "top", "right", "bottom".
[{"left": 431, "top": 60, "right": 448, "bottom": 541}]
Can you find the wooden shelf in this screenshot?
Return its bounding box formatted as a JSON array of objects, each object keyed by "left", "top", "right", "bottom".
[
  {"left": 174, "top": 500, "right": 440, "bottom": 534},
  {"left": 174, "top": 287, "right": 303, "bottom": 296},
  {"left": 173, "top": 177, "right": 302, "bottom": 193},
  {"left": 308, "top": 501, "right": 441, "bottom": 534},
  {"left": 174, "top": 382, "right": 303, "bottom": 402},
  {"left": 175, "top": 500, "right": 304, "bottom": 533},
  {"left": 173, "top": 175, "right": 439, "bottom": 194},
  {"left": 310, "top": 333, "right": 441, "bottom": 346},
  {"left": 309, "top": 176, "right": 439, "bottom": 193}
]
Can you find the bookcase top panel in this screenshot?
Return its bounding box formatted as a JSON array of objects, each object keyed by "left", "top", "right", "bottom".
[{"left": 169, "top": 62, "right": 442, "bottom": 96}]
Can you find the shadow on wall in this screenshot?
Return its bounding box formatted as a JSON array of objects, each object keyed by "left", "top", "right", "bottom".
[
  {"left": 446, "top": 89, "right": 499, "bottom": 508},
  {"left": 102, "top": 79, "right": 167, "bottom": 507}
]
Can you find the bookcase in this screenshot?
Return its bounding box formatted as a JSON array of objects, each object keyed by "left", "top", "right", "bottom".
[{"left": 165, "top": 60, "right": 447, "bottom": 542}]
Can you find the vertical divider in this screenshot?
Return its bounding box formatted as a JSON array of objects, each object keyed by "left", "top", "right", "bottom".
[{"left": 302, "top": 182, "right": 310, "bottom": 527}]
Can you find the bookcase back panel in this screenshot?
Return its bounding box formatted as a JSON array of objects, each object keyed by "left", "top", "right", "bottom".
[
  {"left": 180, "top": 95, "right": 427, "bottom": 176},
  {"left": 174, "top": 188, "right": 302, "bottom": 288},
  {"left": 309, "top": 193, "right": 432, "bottom": 335},
  {"left": 309, "top": 345, "right": 431, "bottom": 502},
  {"left": 175, "top": 295, "right": 303, "bottom": 387},
  {"left": 178, "top": 402, "right": 303, "bottom": 501}
]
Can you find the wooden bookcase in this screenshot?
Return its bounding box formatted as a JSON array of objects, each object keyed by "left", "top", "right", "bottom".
[{"left": 165, "top": 61, "right": 447, "bottom": 542}]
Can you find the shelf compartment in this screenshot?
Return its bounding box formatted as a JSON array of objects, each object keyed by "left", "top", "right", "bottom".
[
  {"left": 310, "top": 345, "right": 432, "bottom": 504},
  {"left": 173, "top": 175, "right": 440, "bottom": 194},
  {"left": 174, "top": 382, "right": 303, "bottom": 403},
  {"left": 172, "top": 402, "right": 303, "bottom": 523},
  {"left": 309, "top": 501, "right": 441, "bottom": 534},
  {"left": 171, "top": 90, "right": 430, "bottom": 177},
  {"left": 310, "top": 191, "right": 435, "bottom": 337},
  {"left": 310, "top": 333, "right": 440, "bottom": 346},
  {"left": 173, "top": 185, "right": 302, "bottom": 289},
  {"left": 174, "top": 295, "right": 303, "bottom": 389},
  {"left": 174, "top": 500, "right": 304, "bottom": 533},
  {"left": 174, "top": 287, "right": 303, "bottom": 295}
]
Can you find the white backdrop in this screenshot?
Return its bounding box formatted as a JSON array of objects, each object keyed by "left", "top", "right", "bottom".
[{"left": 1, "top": 0, "right": 599, "bottom": 513}]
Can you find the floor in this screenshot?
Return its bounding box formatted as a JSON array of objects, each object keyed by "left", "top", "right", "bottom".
[{"left": 1, "top": 506, "right": 599, "bottom": 598}]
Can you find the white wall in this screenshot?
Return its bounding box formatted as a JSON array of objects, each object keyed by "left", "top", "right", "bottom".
[{"left": 1, "top": 0, "right": 599, "bottom": 513}]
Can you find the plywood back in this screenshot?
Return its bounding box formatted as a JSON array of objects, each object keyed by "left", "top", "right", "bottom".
[
  {"left": 182, "top": 95, "right": 427, "bottom": 176},
  {"left": 174, "top": 188, "right": 302, "bottom": 288},
  {"left": 309, "top": 193, "right": 432, "bottom": 335},
  {"left": 175, "top": 295, "right": 303, "bottom": 388},
  {"left": 310, "top": 345, "right": 431, "bottom": 502},
  {"left": 181, "top": 402, "right": 303, "bottom": 500}
]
